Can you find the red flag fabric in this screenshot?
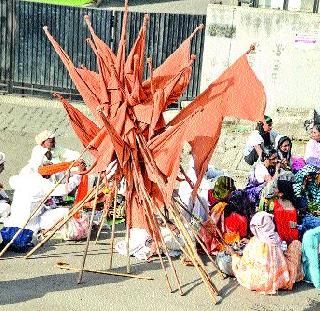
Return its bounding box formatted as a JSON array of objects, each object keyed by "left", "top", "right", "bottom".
[
  {"left": 170, "top": 51, "right": 265, "bottom": 196},
  {"left": 115, "top": 0, "right": 129, "bottom": 84},
  {"left": 43, "top": 27, "right": 103, "bottom": 123},
  {"left": 55, "top": 94, "right": 100, "bottom": 148},
  {"left": 142, "top": 25, "right": 202, "bottom": 102},
  {"left": 215, "top": 53, "right": 266, "bottom": 121},
  {"left": 74, "top": 175, "right": 89, "bottom": 205},
  {"left": 124, "top": 14, "right": 148, "bottom": 92}
]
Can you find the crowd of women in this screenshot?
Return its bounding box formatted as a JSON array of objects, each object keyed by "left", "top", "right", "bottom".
[{"left": 189, "top": 116, "right": 320, "bottom": 294}]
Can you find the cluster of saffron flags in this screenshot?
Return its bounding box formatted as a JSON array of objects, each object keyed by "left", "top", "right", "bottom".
[{"left": 38, "top": 1, "right": 266, "bottom": 303}]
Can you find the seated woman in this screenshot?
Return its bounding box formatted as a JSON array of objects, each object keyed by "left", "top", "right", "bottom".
[
  {"left": 236, "top": 149, "right": 281, "bottom": 218},
  {"left": 249, "top": 148, "right": 280, "bottom": 185},
  {"left": 275, "top": 135, "right": 293, "bottom": 171},
  {"left": 293, "top": 164, "right": 320, "bottom": 214},
  {"left": 243, "top": 115, "right": 278, "bottom": 166},
  {"left": 231, "top": 211, "right": 303, "bottom": 294},
  {"left": 304, "top": 124, "right": 320, "bottom": 168},
  {"left": 273, "top": 179, "right": 299, "bottom": 244}
]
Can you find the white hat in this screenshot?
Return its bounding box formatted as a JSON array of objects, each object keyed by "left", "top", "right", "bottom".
[
  {"left": 0, "top": 152, "right": 5, "bottom": 165},
  {"left": 35, "top": 130, "right": 55, "bottom": 145}
]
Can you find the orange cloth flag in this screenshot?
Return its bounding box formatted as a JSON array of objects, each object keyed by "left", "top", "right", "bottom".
[
  {"left": 147, "top": 109, "right": 201, "bottom": 206},
  {"left": 74, "top": 175, "right": 89, "bottom": 205},
  {"left": 142, "top": 25, "right": 202, "bottom": 103},
  {"left": 215, "top": 53, "right": 266, "bottom": 121},
  {"left": 115, "top": 0, "right": 129, "bottom": 84},
  {"left": 55, "top": 94, "right": 101, "bottom": 152},
  {"left": 38, "top": 161, "right": 77, "bottom": 176},
  {"left": 43, "top": 27, "right": 103, "bottom": 124},
  {"left": 170, "top": 51, "right": 265, "bottom": 196},
  {"left": 124, "top": 14, "right": 148, "bottom": 92}
]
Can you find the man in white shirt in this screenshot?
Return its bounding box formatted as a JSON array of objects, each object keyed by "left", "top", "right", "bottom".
[
  {"left": 3, "top": 170, "right": 81, "bottom": 235},
  {"left": 20, "top": 129, "right": 80, "bottom": 175}
]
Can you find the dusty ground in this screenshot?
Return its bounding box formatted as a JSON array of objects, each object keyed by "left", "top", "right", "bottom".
[{"left": 0, "top": 227, "right": 319, "bottom": 311}]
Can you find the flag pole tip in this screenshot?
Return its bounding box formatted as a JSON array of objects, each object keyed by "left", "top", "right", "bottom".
[{"left": 247, "top": 44, "right": 256, "bottom": 54}]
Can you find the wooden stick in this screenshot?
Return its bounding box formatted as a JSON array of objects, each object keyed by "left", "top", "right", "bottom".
[
  {"left": 131, "top": 158, "right": 184, "bottom": 295},
  {"left": 141, "top": 198, "right": 173, "bottom": 293},
  {"left": 55, "top": 263, "right": 153, "bottom": 280},
  {"left": 172, "top": 199, "right": 225, "bottom": 280},
  {"left": 77, "top": 173, "right": 102, "bottom": 284},
  {"left": 168, "top": 202, "right": 220, "bottom": 302},
  {"left": 134, "top": 136, "right": 218, "bottom": 299},
  {"left": 125, "top": 201, "right": 131, "bottom": 274},
  {"left": 131, "top": 159, "right": 173, "bottom": 293},
  {"left": 95, "top": 209, "right": 109, "bottom": 243},
  {"left": 24, "top": 185, "right": 103, "bottom": 258},
  {"left": 139, "top": 185, "right": 184, "bottom": 296},
  {"left": 109, "top": 183, "right": 118, "bottom": 270},
  {"left": 0, "top": 148, "right": 89, "bottom": 258}
]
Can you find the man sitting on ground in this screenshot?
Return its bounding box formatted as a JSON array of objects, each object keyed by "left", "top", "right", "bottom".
[
  {"left": 20, "top": 129, "right": 80, "bottom": 175},
  {"left": 1, "top": 162, "right": 83, "bottom": 251}
]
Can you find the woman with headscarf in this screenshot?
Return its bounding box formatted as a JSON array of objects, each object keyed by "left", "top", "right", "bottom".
[
  {"left": 293, "top": 164, "right": 320, "bottom": 213},
  {"left": 231, "top": 211, "right": 303, "bottom": 294},
  {"left": 243, "top": 115, "right": 279, "bottom": 166}
]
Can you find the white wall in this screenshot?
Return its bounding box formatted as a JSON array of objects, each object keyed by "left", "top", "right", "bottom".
[{"left": 201, "top": 5, "right": 320, "bottom": 114}]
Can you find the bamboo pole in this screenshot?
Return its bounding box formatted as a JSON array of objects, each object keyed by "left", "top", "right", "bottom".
[
  {"left": 131, "top": 159, "right": 185, "bottom": 294},
  {"left": 0, "top": 148, "right": 90, "bottom": 258},
  {"left": 168, "top": 202, "right": 220, "bottom": 303},
  {"left": 131, "top": 160, "right": 173, "bottom": 293},
  {"left": 77, "top": 173, "right": 102, "bottom": 284},
  {"left": 56, "top": 262, "right": 153, "bottom": 280},
  {"left": 125, "top": 201, "right": 131, "bottom": 274},
  {"left": 133, "top": 135, "right": 220, "bottom": 301},
  {"left": 108, "top": 183, "right": 118, "bottom": 270},
  {"left": 95, "top": 209, "right": 109, "bottom": 243},
  {"left": 24, "top": 185, "right": 103, "bottom": 258},
  {"left": 140, "top": 197, "right": 173, "bottom": 293},
  {"left": 172, "top": 199, "right": 225, "bottom": 279}
]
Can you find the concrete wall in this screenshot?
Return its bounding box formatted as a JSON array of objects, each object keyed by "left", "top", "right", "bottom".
[{"left": 201, "top": 5, "right": 320, "bottom": 115}]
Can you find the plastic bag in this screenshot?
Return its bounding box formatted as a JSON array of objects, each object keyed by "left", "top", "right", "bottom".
[
  {"left": 0, "top": 227, "right": 33, "bottom": 252},
  {"left": 61, "top": 214, "right": 89, "bottom": 241}
]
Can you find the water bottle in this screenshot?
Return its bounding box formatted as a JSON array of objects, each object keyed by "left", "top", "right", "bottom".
[{"left": 281, "top": 241, "right": 288, "bottom": 252}]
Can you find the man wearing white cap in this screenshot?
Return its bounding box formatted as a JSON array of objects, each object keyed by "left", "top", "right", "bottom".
[
  {"left": 20, "top": 129, "right": 80, "bottom": 175},
  {"left": 0, "top": 152, "right": 11, "bottom": 222}
]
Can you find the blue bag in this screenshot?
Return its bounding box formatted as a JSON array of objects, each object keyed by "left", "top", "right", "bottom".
[{"left": 0, "top": 227, "right": 34, "bottom": 252}]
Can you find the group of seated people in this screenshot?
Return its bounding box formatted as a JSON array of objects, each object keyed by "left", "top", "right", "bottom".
[
  {"left": 0, "top": 130, "right": 85, "bottom": 251},
  {"left": 0, "top": 116, "right": 320, "bottom": 295},
  {"left": 184, "top": 116, "right": 320, "bottom": 294}
]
